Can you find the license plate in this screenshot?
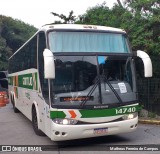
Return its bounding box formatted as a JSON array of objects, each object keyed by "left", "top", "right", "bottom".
[{"left": 94, "top": 127, "right": 108, "bottom": 135}]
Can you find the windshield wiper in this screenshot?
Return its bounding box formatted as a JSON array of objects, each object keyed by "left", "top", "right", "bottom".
[
  {"left": 80, "top": 75, "right": 123, "bottom": 107},
  {"left": 80, "top": 76, "right": 100, "bottom": 107},
  {"left": 103, "top": 75, "right": 123, "bottom": 104}
]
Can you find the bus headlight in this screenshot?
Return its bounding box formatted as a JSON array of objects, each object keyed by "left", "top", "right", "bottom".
[
  {"left": 53, "top": 118, "right": 78, "bottom": 125},
  {"left": 122, "top": 112, "right": 138, "bottom": 120}
]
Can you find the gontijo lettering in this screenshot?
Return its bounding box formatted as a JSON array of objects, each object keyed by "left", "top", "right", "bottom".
[{"left": 23, "top": 77, "right": 33, "bottom": 86}]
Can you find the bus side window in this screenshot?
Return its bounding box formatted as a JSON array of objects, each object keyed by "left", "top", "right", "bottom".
[{"left": 38, "top": 32, "right": 49, "bottom": 103}]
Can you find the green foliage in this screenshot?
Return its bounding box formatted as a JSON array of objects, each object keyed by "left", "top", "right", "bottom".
[
  {"left": 76, "top": 3, "right": 112, "bottom": 26},
  {"left": 51, "top": 11, "right": 76, "bottom": 24},
  {"left": 148, "top": 111, "right": 156, "bottom": 118},
  {"left": 0, "top": 15, "right": 37, "bottom": 71},
  {"left": 121, "top": 0, "right": 160, "bottom": 54}
]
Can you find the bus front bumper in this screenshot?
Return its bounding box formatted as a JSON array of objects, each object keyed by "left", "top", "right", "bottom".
[{"left": 50, "top": 117, "right": 138, "bottom": 141}]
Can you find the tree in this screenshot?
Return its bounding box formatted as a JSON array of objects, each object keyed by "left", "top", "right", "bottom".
[
  {"left": 117, "top": 0, "right": 123, "bottom": 7},
  {"left": 0, "top": 15, "right": 37, "bottom": 71},
  {"left": 121, "top": 0, "right": 160, "bottom": 54},
  {"left": 77, "top": 2, "right": 111, "bottom": 26},
  {"left": 51, "top": 10, "right": 76, "bottom": 24}
]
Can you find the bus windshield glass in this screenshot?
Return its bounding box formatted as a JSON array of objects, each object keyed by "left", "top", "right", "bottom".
[
  {"left": 51, "top": 55, "right": 136, "bottom": 107},
  {"left": 48, "top": 31, "right": 130, "bottom": 53}
]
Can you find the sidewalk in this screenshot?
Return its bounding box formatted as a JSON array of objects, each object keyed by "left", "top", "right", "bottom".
[
  {"left": 138, "top": 118, "right": 160, "bottom": 125},
  {"left": 138, "top": 109, "right": 160, "bottom": 125}
]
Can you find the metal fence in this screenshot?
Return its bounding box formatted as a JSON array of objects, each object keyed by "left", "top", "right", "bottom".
[
  {"left": 136, "top": 54, "right": 160, "bottom": 115},
  {"left": 137, "top": 78, "right": 160, "bottom": 115}
]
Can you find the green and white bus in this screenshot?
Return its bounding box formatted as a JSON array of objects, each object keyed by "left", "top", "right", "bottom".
[{"left": 8, "top": 24, "right": 152, "bottom": 141}]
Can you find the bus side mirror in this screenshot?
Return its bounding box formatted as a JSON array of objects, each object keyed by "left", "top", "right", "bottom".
[
  {"left": 43, "top": 49, "right": 55, "bottom": 79},
  {"left": 136, "top": 50, "right": 152, "bottom": 77}
]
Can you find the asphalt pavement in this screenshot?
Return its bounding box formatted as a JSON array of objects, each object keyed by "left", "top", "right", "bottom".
[{"left": 1, "top": 103, "right": 160, "bottom": 154}]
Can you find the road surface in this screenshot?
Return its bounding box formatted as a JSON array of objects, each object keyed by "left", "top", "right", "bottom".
[{"left": 0, "top": 103, "right": 160, "bottom": 154}]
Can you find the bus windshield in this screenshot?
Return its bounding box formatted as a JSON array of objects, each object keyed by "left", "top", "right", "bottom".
[
  {"left": 48, "top": 31, "right": 130, "bottom": 53},
  {"left": 51, "top": 55, "right": 137, "bottom": 107}
]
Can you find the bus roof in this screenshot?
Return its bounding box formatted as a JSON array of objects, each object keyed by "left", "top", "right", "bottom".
[{"left": 39, "top": 24, "right": 126, "bottom": 33}]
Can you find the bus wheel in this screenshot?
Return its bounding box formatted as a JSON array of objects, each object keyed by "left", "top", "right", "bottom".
[
  {"left": 32, "top": 107, "right": 45, "bottom": 136},
  {"left": 13, "top": 99, "right": 19, "bottom": 113}
]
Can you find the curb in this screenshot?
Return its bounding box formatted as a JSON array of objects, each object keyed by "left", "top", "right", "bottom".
[{"left": 138, "top": 119, "right": 160, "bottom": 125}]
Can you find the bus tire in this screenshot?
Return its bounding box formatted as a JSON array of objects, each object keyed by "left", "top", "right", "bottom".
[
  {"left": 32, "top": 107, "right": 45, "bottom": 136},
  {"left": 13, "top": 99, "right": 19, "bottom": 113}
]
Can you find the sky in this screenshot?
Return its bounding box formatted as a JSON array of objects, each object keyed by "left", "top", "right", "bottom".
[{"left": 0, "top": 0, "right": 118, "bottom": 28}]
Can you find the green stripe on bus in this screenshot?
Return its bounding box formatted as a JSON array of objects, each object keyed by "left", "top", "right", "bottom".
[
  {"left": 50, "top": 111, "right": 66, "bottom": 119},
  {"left": 35, "top": 73, "right": 38, "bottom": 90},
  {"left": 80, "top": 105, "right": 140, "bottom": 118},
  {"left": 18, "top": 73, "right": 33, "bottom": 89},
  {"left": 8, "top": 72, "right": 38, "bottom": 90},
  {"left": 50, "top": 104, "right": 141, "bottom": 119}
]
